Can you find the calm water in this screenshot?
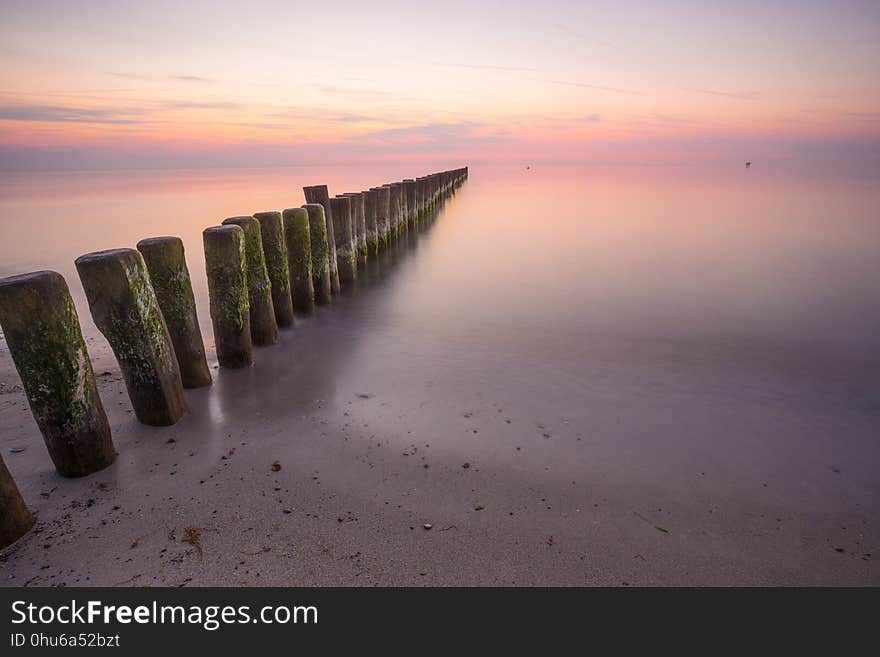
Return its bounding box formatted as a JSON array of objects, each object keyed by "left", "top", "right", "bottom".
[{"left": 1, "top": 162, "right": 878, "bottom": 512}]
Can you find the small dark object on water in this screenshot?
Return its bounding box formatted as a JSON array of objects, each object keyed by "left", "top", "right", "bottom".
[
  {"left": 745, "top": 161, "right": 751, "bottom": 168},
  {"left": 271, "top": 461, "right": 282, "bottom": 472},
  {"left": 462, "top": 462, "right": 471, "bottom": 469},
  {"left": 423, "top": 524, "right": 433, "bottom": 530}
]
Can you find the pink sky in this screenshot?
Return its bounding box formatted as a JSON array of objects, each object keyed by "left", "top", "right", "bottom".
[{"left": 1, "top": 0, "right": 878, "bottom": 169}]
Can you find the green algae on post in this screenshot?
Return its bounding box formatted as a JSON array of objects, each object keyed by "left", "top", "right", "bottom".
[
  {"left": 253, "top": 211, "right": 295, "bottom": 329},
  {"left": 303, "top": 185, "right": 340, "bottom": 295},
  {"left": 0, "top": 270, "right": 115, "bottom": 476},
  {"left": 203, "top": 225, "right": 252, "bottom": 368},
  {"left": 342, "top": 192, "right": 368, "bottom": 268},
  {"left": 362, "top": 189, "right": 381, "bottom": 258},
  {"left": 329, "top": 195, "right": 358, "bottom": 289},
  {"left": 75, "top": 249, "right": 187, "bottom": 427},
  {"left": 137, "top": 236, "right": 212, "bottom": 388},
  {"left": 403, "top": 179, "right": 418, "bottom": 230},
  {"left": 282, "top": 207, "right": 315, "bottom": 316},
  {"left": 302, "top": 203, "right": 332, "bottom": 305},
  {"left": 222, "top": 216, "right": 278, "bottom": 346},
  {"left": 0, "top": 454, "right": 33, "bottom": 548}
]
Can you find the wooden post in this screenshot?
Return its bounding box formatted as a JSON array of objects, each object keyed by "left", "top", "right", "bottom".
[
  {"left": 370, "top": 186, "right": 391, "bottom": 250},
  {"left": 329, "top": 196, "right": 357, "bottom": 288},
  {"left": 0, "top": 455, "right": 32, "bottom": 548},
  {"left": 137, "top": 236, "right": 212, "bottom": 388},
  {"left": 203, "top": 225, "right": 252, "bottom": 368},
  {"left": 303, "top": 185, "right": 341, "bottom": 294},
  {"left": 282, "top": 207, "right": 315, "bottom": 315},
  {"left": 363, "top": 189, "right": 380, "bottom": 258},
  {"left": 253, "top": 211, "right": 295, "bottom": 328},
  {"left": 0, "top": 271, "right": 115, "bottom": 475},
  {"left": 221, "top": 216, "right": 277, "bottom": 346},
  {"left": 76, "top": 249, "right": 187, "bottom": 427},
  {"left": 343, "top": 192, "right": 368, "bottom": 268},
  {"left": 302, "top": 203, "right": 332, "bottom": 305}
]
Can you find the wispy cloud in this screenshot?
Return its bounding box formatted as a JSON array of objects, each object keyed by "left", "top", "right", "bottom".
[
  {"left": 173, "top": 75, "right": 215, "bottom": 84},
  {"left": 313, "top": 85, "right": 392, "bottom": 99},
  {"left": 435, "top": 62, "right": 542, "bottom": 73},
  {"left": 161, "top": 101, "right": 239, "bottom": 110},
  {"left": 691, "top": 88, "right": 763, "bottom": 100},
  {"left": 577, "top": 113, "right": 601, "bottom": 123},
  {"left": 366, "top": 121, "right": 508, "bottom": 148},
  {"left": 106, "top": 72, "right": 217, "bottom": 84},
  {"left": 842, "top": 111, "right": 880, "bottom": 121},
  {"left": 531, "top": 78, "right": 640, "bottom": 95},
  {"left": 0, "top": 104, "right": 144, "bottom": 124}
]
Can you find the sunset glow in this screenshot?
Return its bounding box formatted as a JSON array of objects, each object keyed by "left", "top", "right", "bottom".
[{"left": 1, "top": 0, "right": 879, "bottom": 169}]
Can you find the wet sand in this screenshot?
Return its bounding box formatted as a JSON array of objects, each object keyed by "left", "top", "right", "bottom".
[
  {"left": 1, "top": 165, "right": 878, "bottom": 586},
  {"left": 1, "top": 255, "right": 877, "bottom": 586}
]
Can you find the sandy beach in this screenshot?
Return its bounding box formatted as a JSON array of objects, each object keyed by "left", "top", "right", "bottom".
[{"left": 2, "top": 252, "right": 878, "bottom": 586}]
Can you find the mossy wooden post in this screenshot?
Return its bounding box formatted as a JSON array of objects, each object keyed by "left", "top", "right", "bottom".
[
  {"left": 404, "top": 180, "right": 418, "bottom": 229},
  {"left": 382, "top": 184, "right": 401, "bottom": 244},
  {"left": 415, "top": 177, "right": 425, "bottom": 218},
  {"left": 343, "top": 192, "right": 367, "bottom": 268},
  {"left": 303, "top": 185, "right": 340, "bottom": 294},
  {"left": 0, "top": 455, "right": 32, "bottom": 548},
  {"left": 203, "top": 226, "right": 252, "bottom": 368},
  {"left": 136, "top": 237, "right": 211, "bottom": 389},
  {"left": 282, "top": 207, "right": 314, "bottom": 316},
  {"left": 329, "top": 196, "right": 357, "bottom": 288},
  {"left": 253, "top": 211, "right": 294, "bottom": 329},
  {"left": 302, "top": 203, "right": 332, "bottom": 305},
  {"left": 395, "top": 182, "right": 407, "bottom": 237},
  {"left": 221, "top": 216, "right": 277, "bottom": 346},
  {"left": 0, "top": 271, "right": 115, "bottom": 476},
  {"left": 75, "top": 249, "right": 187, "bottom": 427},
  {"left": 363, "top": 189, "right": 380, "bottom": 258},
  {"left": 370, "top": 186, "right": 391, "bottom": 250}
]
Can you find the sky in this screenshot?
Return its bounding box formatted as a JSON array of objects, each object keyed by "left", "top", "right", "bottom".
[{"left": 0, "top": 0, "right": 878, "bottom": 170}]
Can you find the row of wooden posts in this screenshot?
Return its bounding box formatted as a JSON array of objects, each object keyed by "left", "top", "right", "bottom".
[{"left": 0, "top": 167, "right": 468, "bottom": 549}]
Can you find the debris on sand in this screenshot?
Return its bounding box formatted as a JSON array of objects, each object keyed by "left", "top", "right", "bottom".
[{"left": 181, "top": 527, "right": 202, "bottom": 555}]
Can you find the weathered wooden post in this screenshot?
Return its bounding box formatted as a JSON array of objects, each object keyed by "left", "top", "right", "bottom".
[
  {"left": 282, "top": 207, "right": 315, "bottom": 315},
  {"left": 343, "top": 192, "right": 368, "bottom": 268},
  {"left": 396, "top": 182, "right": 409, "bottom": 238},
  {"left": 253, "top": 211, "right": 295, "bottom": 329},
  {"left": 75, "top": 249, "right": 186, "bottom": 426},
  {"left": 137, "top": 237, "right": 211, "bottom": 389},
  {"left": 415, "top": 177, "right": 425, "bottom": 218},
  {"left": 203, "top": 225, "right": 252, "bottom": 368},
  {"left": 363, "top": 189, "right": 380, "bottom": 258},
  {"left": 221, "top": 216, "right": 277, "bottom": 346},
  {"left": 383, "top": 184, "right": 401, "bottom": 244},
  {"left": 329, "top": 196, "right": 357, "bottom": 287},
  {"left": 303, "top": 185, "right": 340, "bottom": 294},
  {"left": 370, "top": 186, "right": 391, "bottom": 250},
  {"left": 302, "top": 203, "right": 332, "bottom": 305},
  {"left": 0, "top": 455, "right": 32, "bottom": 548},
  {"left": 404, "top": 180, "right": 418, "bottom": 229},
  {"left": 0, "top": 271, "right": 115, "bottom": 475}
]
